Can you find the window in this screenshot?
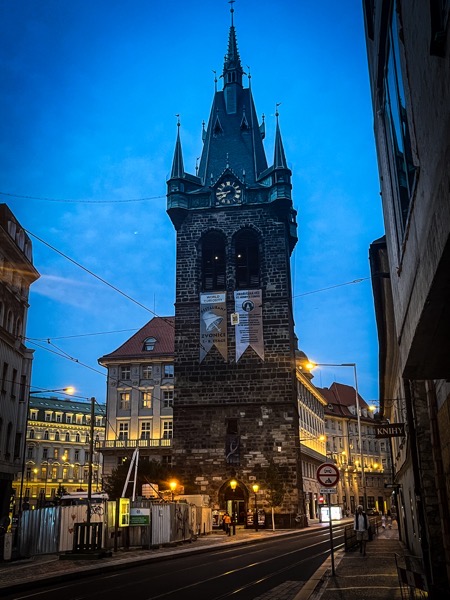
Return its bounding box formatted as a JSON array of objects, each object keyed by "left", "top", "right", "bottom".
[
  {"left": 75, "top": 433, "right": 80, "bottom": 442},
  {"left": 11, "top": 368, "right": 17, "bottom": 399},
  {"left": 384, "top": 2, "right": 416, "bottom": 239},
  {"left": 74, "top": 449, "right": 80, "bottom": 461},
  {"left": 140, "top": 422, "right": 151, "bottom": 439},
  {"left": 53, "top": 447, "right": 59, "bottom": 459},
  {"left": 43, "top": 447, "right": 48, "bottom": 459},
  {"left": 234, "top": 229, "right": 260, "bottom": 288},
  {"left": 163, "top": 390, "right": 174, "bottom": 408},
  {"left": 27, "top": 445, "right": 33, "bottom": 459},
  {"left": 65, "top": 432, "right": 70, "bottom": 442},
  {"left": 120, "top": 365, "right": 131, "bottom": 380},
  {"left": 118, "top": 422, "right": 129, "bottom": 441},
  {"left": 143, "top": 337, "right": 156, "bottom": 351},
  {"left": 2, "top": 362, "right": 8, "bottom": 392},
  {"left": 76, "top": 415, "right": 83, "bottom": 425},
  {"left": 66, "top": 415, "right": 72, "bottom": 424},
  {"left": 56, "top": 414, "right": 62, "bottom": 423},
  {"left": 29, "top": 429, "right": 34, "bottom": 439},
  {"left": 43, "top": 430, "right": 49, "bottom": 440},
  {"left": 162, "top": 421, "right": 173, "bottom": 439},
  {"left": 141, "top": 391, "right": 152, "bottom": 409},
  {"left": 164, "top": 364, "right": 174, "bottom": 379},
  {"left": 45, "top": 413, "right": 51, "bottom": 422},
  {"left": 142, "top": 364, "right": 153, "bottom": 379},
  {"left": 202, "top": 231, "right": 226, "bottom": 291},
  {"left": 29, "top": 410, "right": 38, "bottom": 420},
  {"left": 119, "top": 392, "right": 131, "bottom": 410}
]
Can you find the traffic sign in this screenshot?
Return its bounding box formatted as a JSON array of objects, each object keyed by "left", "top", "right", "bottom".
[{"left": 316, "top": 463, "right": 340, "bottom": 487}]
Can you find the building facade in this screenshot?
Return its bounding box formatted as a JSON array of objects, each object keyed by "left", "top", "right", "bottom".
[
  {"left": 97, "top": 317, "right": 175, "bottom": 477},
  {"left": 295, "top": 352, "right": 328, "bottom": 520},
  {"left": 166, "top": 9, "right": 305, "bottom": 526},
  {"left": 318, "top": 382, "right": 392, "bottom": 516},
  {"left": 13, "top": 395, "right": 105, "bottom": 509},
  {"left": 364, "top": 1, "right": 450, "bottom": 594},
  {"left": 0, "top": 204, "right": 39, "bottom": 526}
]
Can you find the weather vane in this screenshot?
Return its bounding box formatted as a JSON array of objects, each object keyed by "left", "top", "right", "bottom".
[{"left": 229, "top": 0, "right": 235, "bottom": 26}]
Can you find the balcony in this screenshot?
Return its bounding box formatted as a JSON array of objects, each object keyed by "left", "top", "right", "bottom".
[{"left": 96, "top": 438, "right": 172, "bottom": 451}]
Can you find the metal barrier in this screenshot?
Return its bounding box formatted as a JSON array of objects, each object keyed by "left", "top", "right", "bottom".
[
  {"left": 395, "top": 553, "right": 428, "bottom": 599},
  {"left": 72, "top": 523, "right": 103, "bottom": 553}
]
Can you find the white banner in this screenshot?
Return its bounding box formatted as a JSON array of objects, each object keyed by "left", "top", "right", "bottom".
[
  {"left": 200, "top": 292, "right": 227, "bottom": 362},
  {"left": 234, "top": 289, "right": 264, "bottom": 361}
]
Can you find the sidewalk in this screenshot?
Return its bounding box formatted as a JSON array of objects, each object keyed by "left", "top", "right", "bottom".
[
  {"left": 0, "top": 521, "right": 408, "bottom": 599},
  {"left": 295, "top": 521, "right": 407, "bottom": 600}
]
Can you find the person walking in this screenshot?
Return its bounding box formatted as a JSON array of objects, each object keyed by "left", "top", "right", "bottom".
[
  {"left": 354, "top": 505, "right": 369, "bottom": 556},
  {"left": 223, "top": 512, "right": 231, "bottom": 536}
]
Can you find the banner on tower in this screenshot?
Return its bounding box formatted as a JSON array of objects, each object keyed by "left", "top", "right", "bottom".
[
  {"left": 199, "top": 292, "right": 227, "bottom": 362},
  {"left": 234, "top": 289, "right": 264, "bottom": 361}
]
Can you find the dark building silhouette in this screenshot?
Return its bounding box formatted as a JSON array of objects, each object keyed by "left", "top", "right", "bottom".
[
  {"left": 364, "top": 0, "right": 450, "bottom": 594},
  {"left": 166, "top": 7, "right": 305, "bottom": 526}
]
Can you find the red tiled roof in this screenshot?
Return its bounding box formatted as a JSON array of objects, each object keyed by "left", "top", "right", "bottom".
[
  {"left": 98, "top": 316, "right": 175, "bottom": 362},
  {"left": 318, "top": 382, "right": 369, "bottom": 418}
]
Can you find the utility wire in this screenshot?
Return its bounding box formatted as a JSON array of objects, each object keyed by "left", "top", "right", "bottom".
[{"left": 0, "top": 191, "right": 165, "bottom": 204}]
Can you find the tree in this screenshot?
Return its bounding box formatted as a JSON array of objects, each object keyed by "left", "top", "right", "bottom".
[
  {"left": 103, "top": 459, "right": 178, "bottom": 500},
  {"left": 264, "top": 460, "right": 285, "bottom": 531},
  {"left": 53, "top": 484, "right": 68, "bottom": 504}
]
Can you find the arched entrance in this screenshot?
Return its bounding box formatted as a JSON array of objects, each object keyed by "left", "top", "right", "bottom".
[{"left": 219, "top": 479, "right": 249, "bottom": 525}]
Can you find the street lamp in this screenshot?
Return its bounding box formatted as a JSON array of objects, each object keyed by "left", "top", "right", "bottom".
[
  {"left": 252, "top": 484, "right": 259, "bottom": 531},
  {"left": 29, "top": 387, "right": 75, "bottom": 396},
  {"left": 169, "top": 480, "right": 177, "bottom": 501},
  {"left": 306, "top": 361, "right": 367, "bottom": 511}
]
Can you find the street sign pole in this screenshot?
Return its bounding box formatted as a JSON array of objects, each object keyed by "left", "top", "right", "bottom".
[
  {"left": 316, "top": 462, "right": 340, "bottom": 577},
  {"left": 328, "top": 493, "right": 335, "bottom": 576}
]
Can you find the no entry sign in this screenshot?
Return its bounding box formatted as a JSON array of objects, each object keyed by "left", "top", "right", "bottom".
[{"left": 316, "top": 463, "right": 340, "bottom": 487}]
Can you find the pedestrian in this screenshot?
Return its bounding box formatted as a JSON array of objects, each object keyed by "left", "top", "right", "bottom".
[
  {"left": 223, "top": 512, "right": 231, "bottom": 536},
  {"left": 354, "top": 505, "right": 369, "bottom": 556},
  {"left": 381, "top": 514, "right": 386, "bottom": 529}
]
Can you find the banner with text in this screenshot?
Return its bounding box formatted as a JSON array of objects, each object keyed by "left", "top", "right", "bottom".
[
  {"left": 234, "top": 289, "right": 264, "bottom": 361},
  {"left": 200, "top": 292, "right": 227, "bottom": 362}
]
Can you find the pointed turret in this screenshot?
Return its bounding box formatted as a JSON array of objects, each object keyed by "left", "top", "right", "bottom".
[
  {"left": 170, "top": 119, "right": 185, "bottom": 179},
  {"left": 273, "top": 112, "right": 288, "bottom": 169}
]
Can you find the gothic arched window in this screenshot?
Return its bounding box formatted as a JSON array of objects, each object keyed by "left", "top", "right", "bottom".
[
  {"left": 234, "top": 229, "right": 260, "bottom": 289},
  {"left": 202, "top": 231, "right": 226, "bottom": 291}
]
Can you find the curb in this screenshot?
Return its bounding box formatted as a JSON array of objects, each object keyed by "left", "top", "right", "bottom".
[{"left": 293, "top": 549, "right": 345, "bottom": 600}]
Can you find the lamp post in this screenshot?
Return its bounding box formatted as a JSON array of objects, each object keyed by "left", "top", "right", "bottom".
[
  {"left": 306, "top": 361, "right": 367, "bottom": 511},
  {"left": 252, "top": 484, "right": 259, "bottom": 531},
  {"left": 169, "top": 480, "right": 177, "bottom": 502}
]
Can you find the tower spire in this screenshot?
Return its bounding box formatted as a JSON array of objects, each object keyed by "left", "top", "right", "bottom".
[
  {"left": 170, "top": 116, "right": 185, "bottom": 179},
  {"left": 273, "top": 104, "right": 288, "bottom": 169}
]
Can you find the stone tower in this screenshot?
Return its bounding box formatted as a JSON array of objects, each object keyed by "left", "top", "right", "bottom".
[{"left": 166, "top": 7, "right": 305, "bottom": 527}]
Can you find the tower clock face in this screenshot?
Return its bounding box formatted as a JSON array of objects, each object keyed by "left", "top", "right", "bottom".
[{"left": 215, "top": 181, "right": 242, "bottom": 205}]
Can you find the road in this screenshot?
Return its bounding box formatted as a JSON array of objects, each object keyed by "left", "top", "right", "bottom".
[{"left": 3, "top": 523, "right": 346, "bottom": 600}]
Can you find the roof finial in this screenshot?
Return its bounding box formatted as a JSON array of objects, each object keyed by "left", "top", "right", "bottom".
[
  {"left": 229, "top": 0, "right": 235, "bottom": 26},
  {"left": 176, "top": 114, "right": 181, "bottom": 127},
  {"left": 196, "top": 157, "right": 200, "bottom": 176},
  {"left": 247, "top": 64, "right": 251, "bottom": 88},
  {"left": 213, "top": 69, "right": 217, "bottom": 92},
  {"left": 275, "top": 102, "right": 281, "bottom": 118}
]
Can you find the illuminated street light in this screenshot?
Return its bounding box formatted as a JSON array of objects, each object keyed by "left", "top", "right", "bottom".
[
  {"left": 30, "top": 387, "right": 75, "bottom": 395},
  {"left": 307, "top": 361, "right": 367, "bottom": 511},
  {"left": 169, "top": 480, "right": 177, "bottom": 501},
  {"left": 252, "top": 484, "right": 259, "bottom": 531}
]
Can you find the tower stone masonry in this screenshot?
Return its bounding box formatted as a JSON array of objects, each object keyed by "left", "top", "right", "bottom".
[{"left": 166, "top": 7, "right": 305, "bottom": 526}]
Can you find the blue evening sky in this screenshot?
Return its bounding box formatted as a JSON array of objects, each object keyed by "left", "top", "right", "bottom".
[{"left": 0, "top": 0, "right": 383, "bottom": 404}]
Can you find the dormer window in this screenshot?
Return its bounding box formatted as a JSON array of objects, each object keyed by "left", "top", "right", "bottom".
[{"left": 143, "top": 337, "right": 156, "bottom": 351}]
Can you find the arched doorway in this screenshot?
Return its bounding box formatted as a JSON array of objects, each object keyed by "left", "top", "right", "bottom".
[{"left": 220, "top": 479, "right": 249, "bottom": 525}]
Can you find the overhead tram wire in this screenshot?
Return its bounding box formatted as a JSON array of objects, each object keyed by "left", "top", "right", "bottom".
[
  {"left": 25, "top": 228, "right": 173, "bottom": 329},
  {"left": 0, "top": 191, "right": 165, "bottom": 204}
]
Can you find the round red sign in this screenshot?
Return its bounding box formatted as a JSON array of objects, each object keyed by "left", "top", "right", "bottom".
[{"left": 316, "top": 462, "right": 340, "bottom": 487}]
